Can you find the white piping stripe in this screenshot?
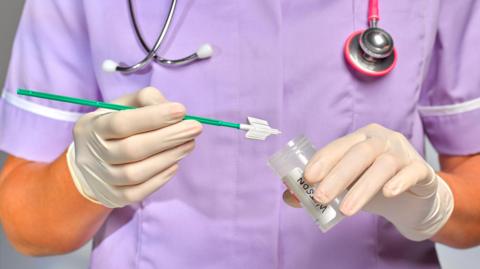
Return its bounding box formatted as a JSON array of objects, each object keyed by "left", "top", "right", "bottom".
[
  {"left": 418, "top": 96, "right": 480, "bottom": 117},
  {"left": 1, "top": 90, "right": 84, "bottom": 122}
]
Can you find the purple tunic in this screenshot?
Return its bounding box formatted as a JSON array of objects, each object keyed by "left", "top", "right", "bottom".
[{"left": 1, "top": 1, "right": 480, "bottom": 268}]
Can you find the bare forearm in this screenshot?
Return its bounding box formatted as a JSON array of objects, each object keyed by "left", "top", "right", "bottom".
[
  {"left": 0, "top": 152, "right": 111, "bottom": 256},
  {"left": 432, "top": 155, "right": 480, "bottom": 248}
]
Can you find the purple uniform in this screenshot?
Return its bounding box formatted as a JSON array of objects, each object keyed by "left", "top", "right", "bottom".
[{"left": 1, "top": 1, "right": 480, "bottom": 268}]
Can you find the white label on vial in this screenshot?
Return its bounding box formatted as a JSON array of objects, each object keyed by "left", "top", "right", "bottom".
[{"left": 283, "top": 168, "right": 337, "bottom": 225}]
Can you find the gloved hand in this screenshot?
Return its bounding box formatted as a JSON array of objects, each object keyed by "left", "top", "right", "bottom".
[
  {"left": 288, "top": 123, "right": 454, "bottom": 241},
  {"left": 66, "top": 87, "right": 202, "bottom": 208}
]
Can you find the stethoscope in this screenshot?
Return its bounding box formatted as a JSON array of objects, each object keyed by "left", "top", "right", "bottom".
[{"left": 103, "top": 0, "right": 396, "bottom": 77}]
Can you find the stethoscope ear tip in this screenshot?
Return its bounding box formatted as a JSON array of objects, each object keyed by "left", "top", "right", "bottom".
[
  {"left": 196, "top": 43, "right": 214, "bottom": 59},
  {"left": 102, "top": 59, "right": 119, "bottom": 73}
]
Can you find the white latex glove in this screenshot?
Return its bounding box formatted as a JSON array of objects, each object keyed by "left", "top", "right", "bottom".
[
  {"left": 67, "top": 87, "right": 202, "bottom": 208},
  {"left": 302, "top": 123, "right": 454, "bottom": 241}
]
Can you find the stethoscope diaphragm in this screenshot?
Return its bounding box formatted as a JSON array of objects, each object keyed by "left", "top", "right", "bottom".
[
  {"left": 343, "top": 0, "right": 397, "bottom": 77},
  {"left": 344, "top": 30, "right": 397, "bottom": 77}
]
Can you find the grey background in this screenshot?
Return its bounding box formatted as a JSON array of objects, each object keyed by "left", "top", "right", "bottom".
[{"left": 0, "top": 1, "right": 478, "bottom": 268}]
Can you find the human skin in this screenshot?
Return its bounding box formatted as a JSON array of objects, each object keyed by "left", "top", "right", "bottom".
[
  {"left": 0, "top": 153, "right": 111, "bottom": 255},
  {"left": 432, "top": 154, "right": 480, "bottom": 248}
]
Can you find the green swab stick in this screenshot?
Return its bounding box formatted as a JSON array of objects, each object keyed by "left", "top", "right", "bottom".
[{"left": 17, "top": 89, "right": 281, "bottom": 140}]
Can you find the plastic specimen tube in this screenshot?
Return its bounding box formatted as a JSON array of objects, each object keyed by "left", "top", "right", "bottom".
[{"left": 268, "top": 135, "right": 345, "bottom": 232}]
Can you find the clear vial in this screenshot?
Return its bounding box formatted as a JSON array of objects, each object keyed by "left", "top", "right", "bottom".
[{"left": 268, "top": 135, "right": 344, "bottom": 232}]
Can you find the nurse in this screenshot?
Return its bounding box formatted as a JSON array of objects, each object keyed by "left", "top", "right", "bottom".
[{"left": 0, "top": 1, "right": 480, "bottom": 268}]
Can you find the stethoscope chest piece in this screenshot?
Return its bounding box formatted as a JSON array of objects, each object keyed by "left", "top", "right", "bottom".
[
  {"left": 343, "top": 0, "right": 397, "bottom": 77},
  {"left": 344, "top": 29, "right": 397, "bottom": 77}
]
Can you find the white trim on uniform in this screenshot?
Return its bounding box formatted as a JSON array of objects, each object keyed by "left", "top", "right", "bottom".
[
  {"left": 1, "top": 90, "right": 83, "bottom": 122},
  {"left": 418, "top": 96, "right": 480, "bottom": 117}
]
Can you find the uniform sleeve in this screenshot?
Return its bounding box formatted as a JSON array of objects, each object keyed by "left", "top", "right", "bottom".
[
  {"left": 0, "top": 0, "right": 99, "bottom": 162},
  {"left": 419, "top": 0, "right": 480, "bottom": 155}
]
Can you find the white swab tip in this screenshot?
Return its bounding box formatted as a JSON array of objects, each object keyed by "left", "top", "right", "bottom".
[
  {"left": 102, "top": 59, "right": 118, "bottom": 73},
  {"left": 245, "top": 130, "right": 279, "bottom": 141},
  {"left": 242, "top": 117, "right": 282, "bottom": 141},
  {"left": 196, "top": 43, "right": 213, "bottom": 59}
]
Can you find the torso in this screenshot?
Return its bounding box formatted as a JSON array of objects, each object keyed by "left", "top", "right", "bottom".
[{"left": 85, "top": 1, "right": 441, "bottom": 268}]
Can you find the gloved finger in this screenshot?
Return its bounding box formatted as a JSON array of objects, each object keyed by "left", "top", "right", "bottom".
[
  {"left": 305, "top": 132, "right": 366, "bottom": 184},
  {"left": 339, "top": 153, "right": 401, "bottom": 216},
  {"left": 93, "top": 102, "right": 186, "bottom": 139},
  {"left": 105, "top": 140, "right": 195, "bottom": 186},
  {"left": 313, "top": 137, "right": 386, "bottom": 204},
  {"left": 110, "top": 87, "right": 167, "bottom": 107},
  {"left": 78, "top": 163, "right": 180, "bottom": 208},
  {"left": 283, "top": 189, "right": 302, "bottom": 208},
  {"left": 104, "top": 120, "right": 202, "bottom": 164},
  {"left": 383, "top": 161, "right": 434, "bottom": 198},
  {"left": 119, "top": 164, "right": 179, "bottom": 204}
]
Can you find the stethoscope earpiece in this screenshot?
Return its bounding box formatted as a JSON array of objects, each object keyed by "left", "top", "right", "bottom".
[
  {"left": 102, "top": 43, "right": 214, "bottom": 73},
  {"left": 344, "top": 0, "right": 397, "bottom": 77},
  {"left": 103, "top": 0, "right": 213, "bottom": 74}
]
